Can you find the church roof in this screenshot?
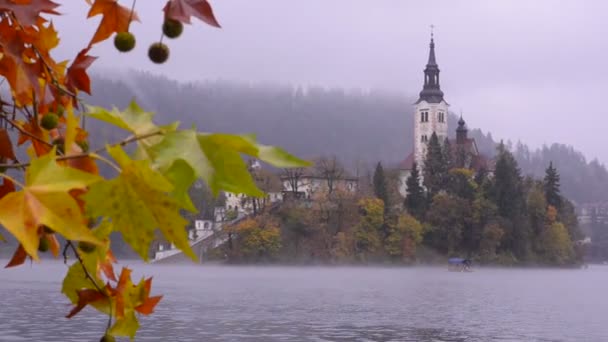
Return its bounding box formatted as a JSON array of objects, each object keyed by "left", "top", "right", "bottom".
[
  {"left": 416, "top": 36, "right": 445, "bottom": 104},
  {"left": 398, "top": 152, "right": 415, "bottom": 170}
]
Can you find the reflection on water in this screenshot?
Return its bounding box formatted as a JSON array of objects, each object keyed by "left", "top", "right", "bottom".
[{"left": 1, "top": 262, "right": 606, "bottom": 341}]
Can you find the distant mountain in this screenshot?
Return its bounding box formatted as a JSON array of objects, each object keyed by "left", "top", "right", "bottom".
[{"left": 83, "top": 71, "right": 608, "bottom": 205}]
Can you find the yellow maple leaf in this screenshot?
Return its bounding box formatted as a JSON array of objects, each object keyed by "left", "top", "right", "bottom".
[
  {"left": 84, "top": 145, "right": 195, "bottom": 261},
  {"left": 0, "top": 150, "right": 103, "bottom": 260}
]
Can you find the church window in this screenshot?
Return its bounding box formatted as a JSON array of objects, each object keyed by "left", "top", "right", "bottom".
[
  {"left": 420, "top": 111, "right": 429, "bottom": 122},
  {"left": 421, "top": 135, "right": 428, "bottom": 143},
  {"left": 438, "top": 112, "right": 444, "bottom": 123}
]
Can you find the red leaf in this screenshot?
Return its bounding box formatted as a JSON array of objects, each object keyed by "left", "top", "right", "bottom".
[
  {"left": 163, "top": 0, "right": 221, "bottom": 27},
  {"left": 135, "top": 295, "right": 162, "bottom": 315},
  {"left": 66, "top": 289, "right": 106, "bottom": 318},
  {"left": 100, "top": 250, "right": 117, "bottom": 282},
  {"left": 66, "top": 48, "right": 97, "bottom": 95},
  {"left": 0, "top": 128, "right": 16, "bottom": 160},
  {"left": 5, "top": 244, "right": 27, "bottom": 268},
  {"left": 0, "top": 177, "right": 15, "bottom": 199},
  {"left": 0, "top": 0, "right": 60, "bottom": 27}
]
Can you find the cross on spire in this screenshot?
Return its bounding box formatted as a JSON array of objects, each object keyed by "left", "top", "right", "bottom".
[{"left": 430, "top": 24, "right": 435, "bottom": 39}]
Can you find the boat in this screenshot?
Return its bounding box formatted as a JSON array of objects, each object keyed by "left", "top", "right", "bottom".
[{"left": 448, "top": 258, "right": 473, "bottom": 272}]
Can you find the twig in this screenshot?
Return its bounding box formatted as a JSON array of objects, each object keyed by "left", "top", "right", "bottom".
[
  {"left": 4, "top": 119, "right": 53, "bottom": 148},
  {"left": 66, "top": 241, "right": 113, "bottom": 331},
  {"left": 0, "top": 130, "right": 164, "bottom": 169}
]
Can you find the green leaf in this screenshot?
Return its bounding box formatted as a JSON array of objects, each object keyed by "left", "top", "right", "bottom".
[
  {"left": 149, "top": 130, "right": 309, "bottom": 196},
  {"left": 87, "top": 101, "right": 156, "bottom": 135},
  {"left": 84, "top": 145, "right": 195, "bottom": 261},
  {"left": 163, "top": 159, "right": 197, "bottom": 213},
  {"left": 61, "top": 252, "right": 104, "bottom": 304},
  {"left": 109, "top": 309, "right": 139, "bottom": 341}
]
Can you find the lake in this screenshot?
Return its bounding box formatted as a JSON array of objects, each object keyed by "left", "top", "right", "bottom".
[{"left": 1, "top": 261, "right": 606, "bottom": 341}]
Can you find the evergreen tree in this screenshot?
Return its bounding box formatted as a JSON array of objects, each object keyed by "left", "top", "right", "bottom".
[
  {"left": 490, "top": 142, "right": 525, "bottom": 219},
  {"left": 544, "top": 161, "right": 562, "bottom": 210},
  {"left": 443, "top": 137, "right": 453, "bottom": 171},
  {"left": 423, "top": 132, "right": 446, "bottom": 196},
  {"left": 373, "top": 162, "right": 389, "bottom": 210},
  {"left": 404, "top": 162, "right": 426, "bottom": 219},
  {"left": 489, "top": 142, "right": 531, "bottom": 258}
]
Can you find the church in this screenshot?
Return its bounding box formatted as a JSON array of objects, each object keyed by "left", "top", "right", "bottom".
[{"left": 398, "top": 34, "right": 488, "bottom": 197}]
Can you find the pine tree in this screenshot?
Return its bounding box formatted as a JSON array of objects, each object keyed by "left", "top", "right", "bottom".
[
  {"left": 373, "top": 162, "right": 389, "bottom": 209},
  {"left": 443, "top": 137, "right": 453, "bottom": 171},
  {"left": 404, "top": 162, "right": 426, "bottom": 219},
  {"left": 544, "top": 161, "right": 562, "bottom": 210},
  {"left": 423, "top": 132, "right": 446, "bottom": 196}
]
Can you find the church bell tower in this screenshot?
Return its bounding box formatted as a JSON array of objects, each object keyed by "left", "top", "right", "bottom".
[{"left": 413, "top": 31, "right": 449, "bottom": 167}]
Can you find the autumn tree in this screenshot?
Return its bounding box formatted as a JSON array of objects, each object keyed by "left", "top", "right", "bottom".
[
  {"left": 385, "top": 213, "right": 424, "bottom": 263},
  {"left": 282, "top": 167, "right": 305, "bottom": 198},
  {"left": 314, "top": 155, "right": 345, "bottom": 195},
  {"left": 227, "top": 214, "right": 282, "bottom": 262},
  {"left": 354, "top": 197, "right": 384, "bottom": 261},
  {"left": 0, "top": 2, "right": 308, "bottom": 340}
]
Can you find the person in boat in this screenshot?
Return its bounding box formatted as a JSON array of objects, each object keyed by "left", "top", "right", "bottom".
[{"left": 448, "top": 258, "right": 472, "bottom": 271}]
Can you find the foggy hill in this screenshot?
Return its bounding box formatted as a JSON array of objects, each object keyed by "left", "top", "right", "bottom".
[{"left": 84, "top": 71, "right": 608, "bottom": 204}]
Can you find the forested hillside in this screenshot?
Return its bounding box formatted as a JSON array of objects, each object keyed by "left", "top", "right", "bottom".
[{"left": 84, "top": 71, "right": 608, "bottom": 204}]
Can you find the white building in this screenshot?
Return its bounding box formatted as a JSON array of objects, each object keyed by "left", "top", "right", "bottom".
[{"left": 397, "top": 34, "right": 489, "bottom": 198}]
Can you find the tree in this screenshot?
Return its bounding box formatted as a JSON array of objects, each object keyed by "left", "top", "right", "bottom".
[
  {"left": 425, "top": 193, "right": 469, "bottom": 255},
  {"left": 490, "top": 142, "right": 525, "bottom": 219},
  {"left": 404, "top": 162, "right": 426, "bottom": 219},
  {"left": 354, "top": 197, "right": 384, "bottom": 261},
  {"left": 544, "top": 161, "right": 562, "bottom": 210},
  {"left": 385, "top": 214, "right": 424, "bottom": 262},
  {"left": 373, "top": 162, "right": 389, "bottom": 210},
  {"left": 443, "top": 137, "right": 453, "bottom": 171},
  {"left": 423, "top": 132, "right": 446, "bottom": 196},
  {"left": 538, "top": 206, "right": 574, "bottom": 265},
  {"left": 282, "top": 167, "right": 305, "bottom": 198},
  {"left": 228, "top": 215, "right": 282, "bottom": 261},
  {"left": 479, "top": 223, "right": 504, "bottom": 262},
  {"left": 315, "top": 155, "right": 345, "bottom": 195},
  {"left": 0, "top": 2, "right": 308, "bottom": 340}
]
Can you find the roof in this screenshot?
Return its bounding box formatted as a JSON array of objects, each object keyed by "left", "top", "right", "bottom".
[{"left": 398, "top": 152, "right": 415, "bottom": 170}]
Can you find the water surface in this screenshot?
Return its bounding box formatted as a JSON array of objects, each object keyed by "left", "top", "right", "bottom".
[{"left": 1, "top": 261, "right": 606, "bottom": 341}]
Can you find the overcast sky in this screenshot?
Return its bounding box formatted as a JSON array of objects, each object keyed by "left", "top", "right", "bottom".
[{"left": 54, "top": 1, "right": 608, "bottom": 164}]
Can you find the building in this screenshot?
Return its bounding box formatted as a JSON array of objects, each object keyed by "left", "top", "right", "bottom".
[
  {"left": 398, "top": 34, "right": 489, "bottom": 197},
  {"left": 280, "top": 168, "right": 358, "bottom": 199}
]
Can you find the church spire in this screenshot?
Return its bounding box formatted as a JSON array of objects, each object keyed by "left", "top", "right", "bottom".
[{"left": 416, "top": 30, "right": 444, "bottom": 104}]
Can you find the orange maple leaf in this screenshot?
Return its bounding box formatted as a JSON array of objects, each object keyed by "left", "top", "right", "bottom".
[
  {"left": 87, "top": 0, "right": 139, "bottom": 46},
  {"left": 134, "top": 277, "right": 162, "bottom": 315},
  {"left": 5, "top": 244, "right": 27, "bottom": 268},
  {"left": 0, "top": 128, "right": 16, "bottom": 161},
  {"left": 163, "top": 0, "right": 221, "bottom": 27},
  {"left": 66, "top": 48, "right": 97, "bottom": 95},
  {"left": 0, "top": 19, "right": 41, "bottom": 104},
  {"left": 66, "top": 288, "right": 107, "bottom": 318},
  {"left": 13, "top": 119, "right": 51, "bottom": 156},
  {"left": 0, "top": 0, "right": 60, "bottom": 27}
]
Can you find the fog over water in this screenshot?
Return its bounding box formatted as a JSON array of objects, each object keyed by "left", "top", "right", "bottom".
[
  {"left": 1, "top": 262, "right": 607, "bottom": 341},
  {"left": 52, "top": 1, "right": 608, "bottom": 165}
]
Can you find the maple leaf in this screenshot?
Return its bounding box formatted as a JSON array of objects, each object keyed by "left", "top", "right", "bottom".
[
  {"left": 64, "top": 107, "right": 98, "bottom": 174},
  {"left": 66, "top": 48, "right": 97, "bottom": 95},
  {"left": 150, "top": 130, "right": 311, "bottom": 196},
  {"left": 0, "top": 128, "right": 16, "bottom": 160},
  {"left": 0, "top": 19, "right": 41, "bottom": 104},
  {"left": 5, "top": 244, "right": 27, "bottom": 268},
  {"left": 84, "top": 145, "right": 195, "bottom": 261},
  {"left": 0, "top": 151, "right": 103, "bottom": 260},
  {"left": 13, "top": 119, "right": 51, "bottom": 157},
  {"left": 87, "top": 0, "right": 139, "bottom": 46},
  {"left": 108, "top": 267, "right": 160, "bottom": 339},
  {"left": 0, "top": 0, "right": 60, "bottom": 27},
  {"left": 163, "top": 0, "right": 221, "bottom": 27},
  {"left": 66, "top": 288, "right": 107, "bottom": 318}
]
